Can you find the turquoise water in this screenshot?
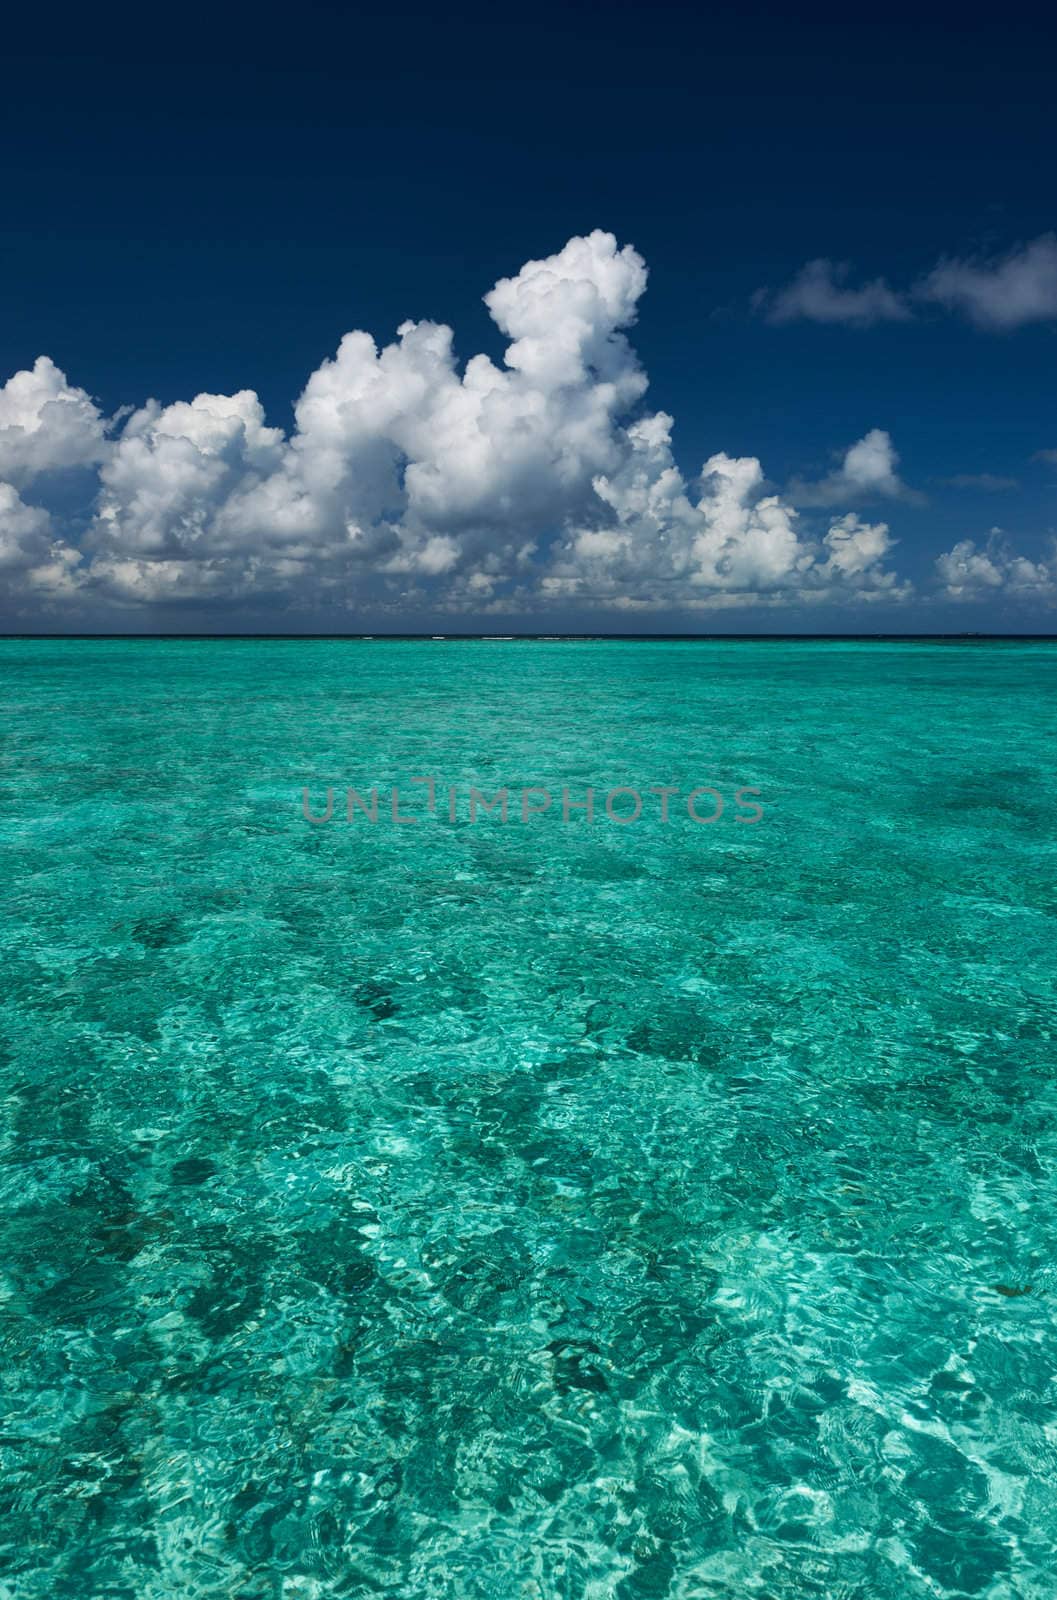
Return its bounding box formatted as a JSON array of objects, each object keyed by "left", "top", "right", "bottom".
[{"left": 2, "top": 637, "right": 1057, "bottom": 1598}]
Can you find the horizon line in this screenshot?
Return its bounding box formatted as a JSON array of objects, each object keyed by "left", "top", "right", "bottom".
[{"left": 3, "top": 632, "right": 1057, "bottom": 643}]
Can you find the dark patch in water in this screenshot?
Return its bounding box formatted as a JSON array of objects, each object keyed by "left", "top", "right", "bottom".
[
  {"left": 170, "top": 1156, "right": 219, "bottom": 1186},
  {"left": 353, "top": 980, "right": 400, "bottom": 1020}
]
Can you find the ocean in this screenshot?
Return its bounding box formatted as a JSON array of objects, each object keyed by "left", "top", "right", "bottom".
[{"left": 2, "top": 637, "right": 1056, "bottom": 1597}]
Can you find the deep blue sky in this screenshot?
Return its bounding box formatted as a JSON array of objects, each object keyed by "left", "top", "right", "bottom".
[{"left": 3, "top": 0, "right": 1056, "bottom": 628}]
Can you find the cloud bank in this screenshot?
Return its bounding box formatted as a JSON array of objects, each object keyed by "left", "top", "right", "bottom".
[{"left": 0, "top": 230, "right": 1050, "bottom": 621}]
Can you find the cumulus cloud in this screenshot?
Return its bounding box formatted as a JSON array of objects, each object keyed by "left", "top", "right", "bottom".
[
  {"left": 756, "top": 259, "right": 910, "bottom": 327},
  {"left": 821, "top": 513, "right": 898, "bottom": 580},
  {"left": 0, "top": 357, "right": 108, "bottom": 488},
  {"left": 919, "top": 235, "right": 1057, "bottom": 330},
  {"left": 542, "top": 418, "right": 908, "bottom": 609},
  {"left": 79, "top": 231, "right": 656, "bottom": 608},
  {"left": 789, "top": 428, "right": 920, "bottom": 508},
  {"left": 0, "top": 482, "right": 83, "bottom": 600},
  {"left": 935, "top": 533, "right": 1057, "bottom": 602},
  {"left": 87, "top": 390, "right": 289, "bottom": 601},
  {"left": 0, "top": 482, "right": 54, "bottom": 570},
  {"left": 0, "top": 229, "right": 1001, "bottom": 621}
]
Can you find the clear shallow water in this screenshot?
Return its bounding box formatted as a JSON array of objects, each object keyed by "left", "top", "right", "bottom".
[{"left": 2, "top": 637, "right": 1057, "bottom": 1599}]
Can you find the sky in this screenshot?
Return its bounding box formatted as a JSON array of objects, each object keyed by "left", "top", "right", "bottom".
[{"left": 2, "top": 0, "right": 1056, "bottom": 632}]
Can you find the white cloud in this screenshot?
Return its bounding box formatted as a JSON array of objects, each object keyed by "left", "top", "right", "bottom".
[
  {"left": 822, "top": 513, "right": 895, "bottom": 578},
  {"left": 0, "top": 357, "right": 108, "bottom": 488},
  {"left": 6, "top": 229, "right": 1032, "bottom": 619},
  {"left": 86, "top": 389, "right": 292, "bottom": 605},
  {"left": 839, "top": 430, "right": 905, "bottom": 497},
  {"left": 0, "top": 481, "right": 83, "bottom": 599},
  {"left": 757, "top": 259, "right": 910, "bottom": 327},
  {"left": 79, "top": 230, "right": 655, "bottom": 608},
  {"left": 789, "top": 428, "right": 919, "bottom": 508},
  {"left": 760, "top": 233, "right": 1057, "bottom": 335},
  {"left": 543, "top": 417, "right": 908, "bottom": 609},
  {"left": 0, "top": 482, "right": 54, "bottom": 571},
  {"left": 919, "top": 235, "right": 1057, "bottom": 330},
  {"left": 935, "top": 533, "right": 1057, "bottom": 602}
]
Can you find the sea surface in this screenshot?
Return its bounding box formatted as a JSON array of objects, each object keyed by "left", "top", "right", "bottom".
[{"left": 2, "top": 637, "right": 1056, "bottom": 1599}]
